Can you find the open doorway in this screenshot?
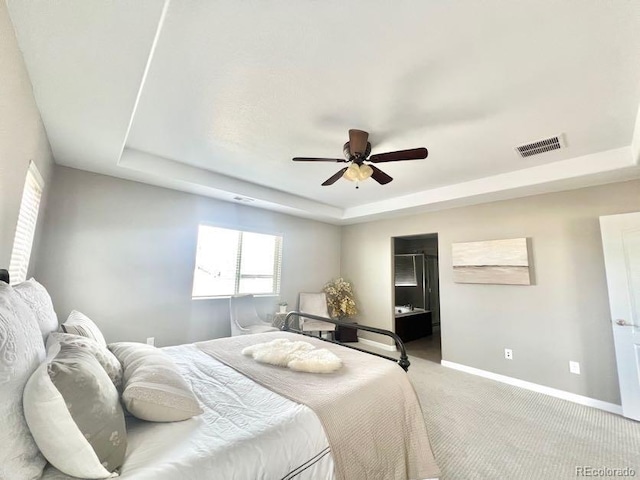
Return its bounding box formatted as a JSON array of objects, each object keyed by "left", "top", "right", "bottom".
[{"left": 393, "top": 234, "right": 441, "bottom": 363}]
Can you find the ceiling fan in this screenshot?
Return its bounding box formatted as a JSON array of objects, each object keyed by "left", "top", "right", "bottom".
[{"left": 293, "top": 129, "right": 428, "bottom": 187}]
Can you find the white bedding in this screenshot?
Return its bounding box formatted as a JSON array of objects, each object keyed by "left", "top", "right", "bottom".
[{"left": 41, "top": 344, "right": 335, "bottom": 480}]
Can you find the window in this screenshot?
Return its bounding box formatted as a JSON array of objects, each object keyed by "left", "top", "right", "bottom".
[
  {"left": 9, "top": 162, "right": 44, "bottom": 284},
  {"left": 192, "top": 225, "right": 283, "bottom": 298}
]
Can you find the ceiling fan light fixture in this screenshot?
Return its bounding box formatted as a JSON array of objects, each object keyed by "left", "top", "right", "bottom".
[
  {"left": 358, "top": 164, "right": 373, "bottom": 181},
  {"left": 343, "top": 163, "right": 360, "bottom": 181}
]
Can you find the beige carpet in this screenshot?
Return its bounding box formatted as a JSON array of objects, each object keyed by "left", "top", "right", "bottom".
[
  {"left": 351, "top": 337, "right": 640, "bottom": 479},
  {"left": 408, "top": 355, "right": 640, "bottom": 479}
]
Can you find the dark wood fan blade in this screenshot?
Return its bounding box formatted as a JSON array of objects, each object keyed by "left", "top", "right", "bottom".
[
  {"left": 369, "top": 164, "right": 393, "bottom": 185},
  {"left": 322, "top": 167, "right": 348, "bottom": 186},
  {"left": 293, "top": 157, "right": 346, "bottom": 162},
  {"left": 369, "top": 147, "right": 428, "bottom": 163},
  {"left": 349, "top": 129, "right": 369, "bottom": 156}
]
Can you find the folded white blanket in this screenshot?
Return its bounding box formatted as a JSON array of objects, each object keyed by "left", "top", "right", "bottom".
[{"left": 242, "top": 339, "right": 342, "bottom": 373}]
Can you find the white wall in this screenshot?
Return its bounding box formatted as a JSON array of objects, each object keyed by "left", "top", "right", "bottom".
[
  {"left": 342, "top": 179, "right": 640, "bottom": 405},
  {"left": 35, "top": 166, "right": 341, "bottom": 346},
  {"left": 0, "top": 0, "right": 53, "bottom": 271}
]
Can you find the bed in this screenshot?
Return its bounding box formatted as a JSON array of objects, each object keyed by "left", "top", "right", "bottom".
[
  {"left": 40, "top": 343, "right": 335, "bottom": 480},
  {"left": 0, "top": 269, "right": 439, "bottom": 480}
]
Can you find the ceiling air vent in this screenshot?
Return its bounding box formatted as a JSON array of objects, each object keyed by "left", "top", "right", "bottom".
[{"left": 515, "top": 134, "right": 565, "bottom": 158}]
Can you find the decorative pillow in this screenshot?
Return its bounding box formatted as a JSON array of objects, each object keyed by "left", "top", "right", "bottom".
[
  {"left": 0, "top": 283, "right": 47, "bottom": 480},
  {"left": 47, "top": 332, "right": 123, "bottom": 391},
  {"left": 241, "top": 338, "right": 315, "bottom": 367},
  {"left": 23, "top": 342, "right": 126, "bottom": 479},
  {"left": 287, "top": 348, "right": 342, "bottom": 373},
  {"left": 14, "top": 278, "right": 59, "bottom": 342},
  {"left": 242, "top": 338, "right": 342, "bottom": 373},
  {"left": 61, "top": 310, "right": 107, "bottom": 347},
  {"left": 109, "top": 342, "right": 203, "bottom": 422}
]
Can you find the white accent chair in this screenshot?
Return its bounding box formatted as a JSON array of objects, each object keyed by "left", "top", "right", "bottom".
[
  {"left": 299, "top": 292, "right": 336, "bottom": 339},
  {"left": 229, "top": 294, "right": 278, "bottom": 336}
]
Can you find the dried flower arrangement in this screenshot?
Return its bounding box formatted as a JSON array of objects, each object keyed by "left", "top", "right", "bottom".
[{"left": 323, "top": 277, "right": 357, "bottom": 318}]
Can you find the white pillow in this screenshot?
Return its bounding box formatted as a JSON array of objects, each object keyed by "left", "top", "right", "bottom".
[
  {"left": 61, "top": 310, "right": 107, "bottom": 347},
  {"left": 14, "top": 278, "right": 59, "bottom": 341},
  {"left": 23, "top": 343, "right": 126, "bottom": 479},
  {"left": 287, "top": 348, "right": 342, "bottom": 373},
  {"left": 241, "top": 338, "right": 315, "bottom": 367},
  {"left": 0, "top": 283, "right": 47, "bottom": 480},
  {"left": 242, "top": 338, "right": 342, "bottom": 373},
  {"left": 109, "top": 342, "right": 203, "bottom": 422}
]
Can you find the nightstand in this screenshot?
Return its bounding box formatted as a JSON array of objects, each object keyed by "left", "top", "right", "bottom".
[{"left": 336, "top": 320, "right": 358, "bottom": 342}]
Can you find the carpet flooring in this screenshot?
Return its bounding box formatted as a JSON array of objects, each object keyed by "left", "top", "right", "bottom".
[{"left": 354, "top": 335, "right": 640, "bottom": 480}]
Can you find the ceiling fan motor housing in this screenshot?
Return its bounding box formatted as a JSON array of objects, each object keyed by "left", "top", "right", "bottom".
[{"left": 343, "top": 141, "right": 372, "bottom": 163}]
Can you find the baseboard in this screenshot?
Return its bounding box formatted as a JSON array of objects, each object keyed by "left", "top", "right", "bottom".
[
  {"left": 441, "top": 360, "right": 623, "bottom": 416},
  {"left": 357, "top": 336, "right": 397, "bottom": 352}
]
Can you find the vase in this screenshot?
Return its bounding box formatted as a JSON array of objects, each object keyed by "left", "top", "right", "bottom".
[{"left": 279, "top": 305, "right": 287, "bottom": 313}]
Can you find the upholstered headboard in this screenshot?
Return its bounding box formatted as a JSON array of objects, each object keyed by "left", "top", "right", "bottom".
[{"left": 0, "top": 269, "right": 9, "bottom": 284}]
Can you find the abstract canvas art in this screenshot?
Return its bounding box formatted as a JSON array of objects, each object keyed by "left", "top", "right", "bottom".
[{"left": 452, "top": 238, "right": 532, "bottom": 285}]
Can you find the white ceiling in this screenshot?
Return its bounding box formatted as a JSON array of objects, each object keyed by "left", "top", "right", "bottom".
[{"left": 7, "top": 0, "right": 640, "bottom": 224}]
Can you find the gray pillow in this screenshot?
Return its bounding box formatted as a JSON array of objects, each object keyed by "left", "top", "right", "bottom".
[
  {"left": 47, "top": 332, "right": 123, "bottom": 391},
  {"left": 0, "top": 282, "right": 47, "bottom": 480},
  {"left": 23, "top": 343, "right": 127, "bottom": 479},
  {"left": 109, "top": 342, "right": 203, "bottom": 422}
]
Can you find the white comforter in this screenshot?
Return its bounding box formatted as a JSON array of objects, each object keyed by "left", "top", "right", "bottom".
[{"left": 41, "top": 344, "right": 335, "bottom": 480}]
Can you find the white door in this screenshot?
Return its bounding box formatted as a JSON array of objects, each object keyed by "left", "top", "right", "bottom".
[{"left": 600, "top": 212, "right": 640, "bottom": 421}]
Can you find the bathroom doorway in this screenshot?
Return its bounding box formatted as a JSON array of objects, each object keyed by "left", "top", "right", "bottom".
[{"left": 393, "top": 233, "right": 441, "bottom": 363}]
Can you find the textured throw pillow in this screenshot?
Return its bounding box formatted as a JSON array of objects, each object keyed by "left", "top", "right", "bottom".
[
  {"left": 47, "top": 332, "right": 123, "bottom": 391},
  {"left": 109, "top": 342, "right": 203, "bottom": 422},
  {"left": 23, "top": 343, "right": 127, "bottom": 479},
  {"left": 61, "top": 310, "right": 107, "bottom": 347},
  {"left": 0, "top": 283, "right": 47, "bottom": 480},
  {"left": 14, "top": 278, "right": 59, "bottom": 342},
  {"left": 242, "top": 338, "right": 342, "bottom": 373}
]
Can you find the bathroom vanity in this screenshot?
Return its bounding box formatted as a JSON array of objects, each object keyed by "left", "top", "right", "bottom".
[{"left": 394, "top": 307, "right": 432, "bottom": 343}]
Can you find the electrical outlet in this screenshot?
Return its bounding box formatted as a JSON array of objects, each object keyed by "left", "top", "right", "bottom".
[
  {"left": 146, "top": 337, "right": 155, "bottom": 346},
  {"left": 569, "top": 361, "right": 580, "bottom": 375},
  {"left": 504, "top": 348, "right": 513, "bottom": 360}
]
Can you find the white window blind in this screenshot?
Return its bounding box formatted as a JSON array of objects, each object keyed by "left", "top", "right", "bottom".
[
  {"left": 192, "top": 225, "right": 283, "bottom": 298},
  {"left": 394, "top": 255, "right": 417, "bottom": 287},
  {"left": 9, "top": 162, "right": 44, "bottom": 284}
]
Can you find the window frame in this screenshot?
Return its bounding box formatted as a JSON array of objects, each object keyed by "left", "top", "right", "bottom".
[{"left": 191, "top": 223, "right": 283, "bottom": 299}]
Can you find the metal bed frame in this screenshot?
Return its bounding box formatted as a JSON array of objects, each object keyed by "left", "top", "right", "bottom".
[{"left": 282, "top": 310, "right": 410, "bottom": 371}]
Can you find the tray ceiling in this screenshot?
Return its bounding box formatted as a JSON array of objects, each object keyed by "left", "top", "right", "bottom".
[{"left": 7, "top": 0, "right": 640, "bottom": 224}]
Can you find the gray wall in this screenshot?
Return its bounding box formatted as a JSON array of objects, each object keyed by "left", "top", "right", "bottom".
[
  {"left": 342, "top": 179, "right": 640, "bottom": 404},
  {"left": 0, "top": 0, "right": 53, "bottom": 272},
  {"left": 35, "top": 166, "right": 341, "bottom": 346}
]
